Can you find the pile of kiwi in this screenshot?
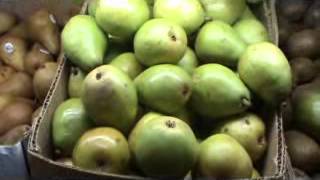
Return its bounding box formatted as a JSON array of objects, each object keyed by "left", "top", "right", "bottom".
[
  {"left": 277, "top": 0, "right": 320, "bottom": 179},
  {"left": 0, "top": 9, "right": 60, "bottom": 145}
]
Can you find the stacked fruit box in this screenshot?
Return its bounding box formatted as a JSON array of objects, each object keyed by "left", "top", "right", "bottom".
[
  {"left": 276, "top": 0, "right": 320, "bottom": 179},
  {"left": 26, "top": 0, "right": 290, "bottom": 180},
  {"left": 0, "top": 0, "right": 79, "bottom": 178}
]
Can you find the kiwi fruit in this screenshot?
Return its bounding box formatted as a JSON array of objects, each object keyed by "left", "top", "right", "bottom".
[
  {"left": 0, "top": 35, "right": 27, "bottom": 71},
  {"left": 0, "top": 99, "right": 34, "bottom": 135},
  {"left": 68, "top": 66, "right": 85, "bottom": 98},
  {"left": 24, "top": 43, "right": 54, "bottom": 75},
  {"left": 304, "top": 1, "right": 320, "bottom": 28},
  {"left": 290, "top": 57, "right": 317, "bottom": 86},
  {"left": 277, "top": 0, "right": 311, "bottom": 22},
  {"left": 0, "top": 66, "right": 16, "bottom": 84},
  {"left": 286, "top": 29, "right": 320, "bottom": 59},
  {"left": 285, "top": 130, "right": 320, "bottom": 173},
  {"left": 27, "top": 9, "right": 60, "bottom": 55},
  {"left": 33, "top": 62, "right": 58, "bottom": 102},
  {"left": 0, "top": 11, "right": 16, "bottom": 35},
  {"left": 8, "top": 22, "right": 29, "bottom": 40},
  {"left": 0, "top": 124, "right": 30, "bottom": 145},
  {"left": 0, "top": 72, "right": 34, "bottom": 98}
]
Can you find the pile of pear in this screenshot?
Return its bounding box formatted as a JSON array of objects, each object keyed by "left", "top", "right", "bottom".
[
  {"left": 0, "top": 9, "right": 60, "bottom": 145},
  {"left": 277, "top": 0, "right": 320, "bottom": 179},
  {"left": 52, "top": 0, "right": 292, "bottom": 179}
]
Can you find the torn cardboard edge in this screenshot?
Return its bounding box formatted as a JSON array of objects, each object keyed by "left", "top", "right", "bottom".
[{"left": 27, "top": 0, "right": 288, "bottom": 179}]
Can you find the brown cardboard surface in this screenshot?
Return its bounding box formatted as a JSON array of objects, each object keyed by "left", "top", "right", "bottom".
[{"left": 27, "top": 0, "right": 287, "bottom": 179}]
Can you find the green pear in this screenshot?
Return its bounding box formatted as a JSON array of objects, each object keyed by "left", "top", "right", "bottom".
[
  {"left": 110, "top": 52, "right": 143, "bottom": 79},
  {"left": 252, "top": 168, "right": 261, "bottom": 178},
  {"left": 73, "top": 127, "right": 130, "bottom": 173},
  {"left": 240, "top": 6, "right": 257, "bottom": 20},
  {"left": 88, "top": 0, "right": 99, "bottom": 17},
  {"left": 135, "top": 64, "right": 192, "bottom": 114},
  {"left": 234, "top": 19, "right": 269, "bottom": 45},
  {"left": 238, "top": 42, "right": 292, "bottom": 106},
  {"left": 62, "top": 15, "right": 107, "bottom": 71},
  {"left": 134, "top": 18, "right": 188, "bottom": 66},
  {"left": 95, "top": 0, "right": 150, "bottom": 40},
  {"left": 177, "top": 47, "right": 198, "bottom": 75},
  {"left": 68, "top": 66, "right": 86, "bottom": 98},
  {"left": 215, "top": 113, "right": 267, "bottom": 162},
  {"left": 81, "top": 65, "right": 138, "bottom": 134},
  {"left": 145, "top": 0, "right": 154, "bottom": 7},
  {"left": 129, "top": 112, "right": 162, "bottom": 143},
  {"left": 171, "top": 107, "right": 194, "bottom": 126},
  {"left": 200, "top": 0, "right": 246, "bottom": 24},
  {"left": 191, "top": 64, "right": 251, "bottom": 119},
  {"left": 139, "top": 112, "right": 162, "bottom": 123},
  {"left": 129, "top": 116, "right": 198, "bottom": 178},
  {"left": 153, "top": 0, "right": 205, "bottom": 34},
  {"left": 196, "top": 134, "right": 253, "bottom": 178},
  {"left": 53, "top": 98, "right": 92, "bottom": 156},
  {"left": 195, "top": 21, "right": 247, "bottom": 67}
]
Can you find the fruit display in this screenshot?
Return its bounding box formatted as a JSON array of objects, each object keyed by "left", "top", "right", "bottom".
[
  {"left": 276, "top": 0, "right": 320, "bottom": 179},
  {"left": 0, "top": 9, "right": 61, "bottom": 145},
  {"left": 50, "top": 0, "right": 291, "bottom": 179}
]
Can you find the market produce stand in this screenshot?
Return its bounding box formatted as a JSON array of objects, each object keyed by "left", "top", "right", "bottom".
[
  {"left": 0, "top": 0, "right": 307, "bottom": 179},
  {"left": 27, "top": 0, "right": 290, "bottom": 180}
]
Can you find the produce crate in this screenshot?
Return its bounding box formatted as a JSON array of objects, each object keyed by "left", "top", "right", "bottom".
[
  {"left": 0, "top": 0, "right": 79, "bottom": 179},
  {"left": 27, "top": 0, "right": 288, "bottom": 179}
]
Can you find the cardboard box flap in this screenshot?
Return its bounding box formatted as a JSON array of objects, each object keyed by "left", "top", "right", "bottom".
[{"left": 28, "top": 0, "right": 287, "bottom": 179}]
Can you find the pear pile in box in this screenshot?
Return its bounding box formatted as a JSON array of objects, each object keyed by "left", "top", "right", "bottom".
[
  {"left": 0, "top": 9, "right": 60, "bottom": 145},
  {"left": 277, "top": 0, "right": 320, "bottom": 179},
  {"left": 53, "top": 0, "right": 291, "bottom": 179}
]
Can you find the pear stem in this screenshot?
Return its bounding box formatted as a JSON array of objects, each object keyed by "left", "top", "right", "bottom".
[{"left": 241, "top": 98, "right": 251, "bottom": 108}]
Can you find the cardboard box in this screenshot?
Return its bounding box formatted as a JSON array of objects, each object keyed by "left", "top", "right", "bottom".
[
  {"left": 28, "top": 0, "right": 288, "bottom": 179},
  {"left": 0, "top": 0, "right": 78, "bottom": 179}
]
